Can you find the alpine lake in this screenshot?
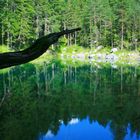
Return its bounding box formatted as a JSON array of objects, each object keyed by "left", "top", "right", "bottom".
[{"left": 0, "top": 58, "right": 140, "bottom": 140}]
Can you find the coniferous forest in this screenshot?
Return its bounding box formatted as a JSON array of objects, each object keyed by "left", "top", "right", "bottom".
[{"left": 0, "top": 0, "right": 140, "bottom": 51}]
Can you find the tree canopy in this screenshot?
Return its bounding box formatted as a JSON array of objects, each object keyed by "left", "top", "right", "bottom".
[{"left": 0, "top": 0, "right": 139, "bottom": 50}]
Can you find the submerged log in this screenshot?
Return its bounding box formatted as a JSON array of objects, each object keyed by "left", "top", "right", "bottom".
[{"left": 0, "top": 28, "right": 81, "bottom": 69}]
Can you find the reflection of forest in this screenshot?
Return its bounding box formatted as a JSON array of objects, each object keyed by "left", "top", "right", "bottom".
[{"left": 0, "top": 62, "right": 140, "bottom": 140}]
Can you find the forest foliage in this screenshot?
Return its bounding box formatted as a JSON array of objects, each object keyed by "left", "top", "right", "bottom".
[{"left": 0, "top": 0, "right": 140, "bottom": 51}]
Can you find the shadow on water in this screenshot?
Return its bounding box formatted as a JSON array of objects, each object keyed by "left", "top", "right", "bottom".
[{"left": 0, "top": 61, "right": 140, "bottom": 140}]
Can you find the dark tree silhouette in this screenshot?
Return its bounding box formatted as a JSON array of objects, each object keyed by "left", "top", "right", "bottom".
[{"left": 0, "top": 28, "right": 81, "bottom": 69}]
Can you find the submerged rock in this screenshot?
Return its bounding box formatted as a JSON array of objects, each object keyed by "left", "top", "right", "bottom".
[
  {"left": 76, "top": 53, "right": 85, "bottom": 59},
  {"left": 105, "top": 54, "right": 118, "bottom": 62}
]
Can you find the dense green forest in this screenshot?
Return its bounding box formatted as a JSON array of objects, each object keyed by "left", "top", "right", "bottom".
[{"left": 0, "top": 0, "right": 140, "bottom": 51}]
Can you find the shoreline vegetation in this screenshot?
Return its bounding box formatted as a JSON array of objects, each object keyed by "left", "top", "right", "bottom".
[
  {"left": 0, "top": 45, "right": 140, "bottom": 68},
  {"left": 31, "top": 45, "right": 140, "bottom": 67}
]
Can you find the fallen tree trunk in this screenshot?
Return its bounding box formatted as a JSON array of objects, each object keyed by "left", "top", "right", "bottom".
[{"left": 0, "top": 28, "right": 81, "bottom": 69}]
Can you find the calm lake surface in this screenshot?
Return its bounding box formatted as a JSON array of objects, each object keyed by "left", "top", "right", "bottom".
[{"left": 0, "top": 60, "right": 140, "bottom": 140}]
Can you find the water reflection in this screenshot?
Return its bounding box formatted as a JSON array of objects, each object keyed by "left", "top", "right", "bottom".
[
  {"left": 0, "top": 61, "right": 140, "bottom": 140},
  {"left": 39, "top": 118, "right": 140, "bottom": 140},
  {"left": 39, "top": 118, "right": 113, "bottom": 140}
]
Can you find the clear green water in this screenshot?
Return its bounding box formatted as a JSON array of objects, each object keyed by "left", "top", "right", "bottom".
[{"left": 0, "top": 61, "right": 140, "bottom": 140}]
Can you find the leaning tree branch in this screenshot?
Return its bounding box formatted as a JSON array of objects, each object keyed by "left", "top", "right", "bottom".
[{"left": 0, "top": 28, "right": 81, "bottom": 69}]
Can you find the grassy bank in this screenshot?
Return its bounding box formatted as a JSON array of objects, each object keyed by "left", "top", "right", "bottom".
[
  {"left": 0, "top": 45, "right": 140, "bottom": 67},
  {"left": 30, "top": 45, "right": 140, "bottom": 68},
  {"left": 0, "top": 45, "right": 13, "bottom": 53}
]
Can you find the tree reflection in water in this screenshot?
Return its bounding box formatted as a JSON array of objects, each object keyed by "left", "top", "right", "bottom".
[{"left": 0, "top": 61, "right": 140, "bottom": 140}]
